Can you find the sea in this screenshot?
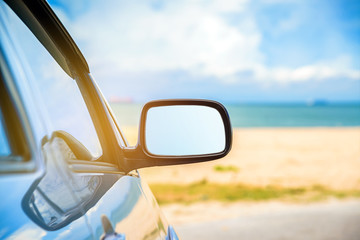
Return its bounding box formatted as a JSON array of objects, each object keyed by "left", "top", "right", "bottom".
[{"left": 110, "top": 102, "right": 360, "bottom": 128}]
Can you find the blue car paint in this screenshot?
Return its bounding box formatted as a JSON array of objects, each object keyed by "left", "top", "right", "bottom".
[
  {"left": 0, "top": 175, "right": 92, "bottom": 239},
  {"left": 0, "top": 139, "right": 169, "bottom": 240}
]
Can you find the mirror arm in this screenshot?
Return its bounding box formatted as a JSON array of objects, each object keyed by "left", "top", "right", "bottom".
[{"left": 123, "top": 147, "right": 156, "bottom": 172}]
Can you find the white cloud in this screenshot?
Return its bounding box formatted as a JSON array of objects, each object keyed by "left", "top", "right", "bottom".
[
  {"left": 58, "top": 0, "right": 359, "bottom": 84},
  {"left": 254, "top": 56, "right": 360, "bottom": 83},
  {"left": 63, "top": 0, "right": 262, "bottom": 76}
]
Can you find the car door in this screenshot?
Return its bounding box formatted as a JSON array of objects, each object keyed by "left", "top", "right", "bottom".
[
  {"left": 0, "top": 3, "right": 94, "bottom": 239},
  {"left": 0, "top": 2, "right": 98, "bottom": 238},
  {"left": 1, "top": 1, "right": 169, "bottom": 239}
]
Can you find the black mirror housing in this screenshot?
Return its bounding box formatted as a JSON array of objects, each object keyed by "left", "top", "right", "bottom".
[{"left": 123, "top": 99, "right": 232, "bottom": 172}]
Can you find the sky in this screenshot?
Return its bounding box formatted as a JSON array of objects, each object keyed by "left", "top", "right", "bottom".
[{"left": 49, "top": 0, "right": 360, "bottom": 103}]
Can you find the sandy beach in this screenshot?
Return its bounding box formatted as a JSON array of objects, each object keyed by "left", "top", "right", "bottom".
[
  {"left": 134, "top": 127, "right": 360, "bottom": 190},
  {"left": 121, "top": 127, "right": 360, "bottom": 238}
]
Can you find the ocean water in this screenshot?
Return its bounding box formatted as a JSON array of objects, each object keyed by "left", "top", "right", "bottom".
[{"left": 110, "top": 103, "right": 360, "bottom": 128}]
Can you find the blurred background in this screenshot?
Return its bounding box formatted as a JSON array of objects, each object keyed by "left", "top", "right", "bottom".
[{"left": 49, "top": 0, "right": 360, "bottom": 239}]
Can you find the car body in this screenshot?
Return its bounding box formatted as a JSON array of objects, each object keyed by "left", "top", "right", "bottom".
[{"left": 0, "top": 0, "right": 232, "bottom": 239}]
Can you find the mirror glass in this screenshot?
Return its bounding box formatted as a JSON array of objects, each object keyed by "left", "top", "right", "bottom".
[{"left": 145, "top": 105, "right": 226, "bottom": 156}]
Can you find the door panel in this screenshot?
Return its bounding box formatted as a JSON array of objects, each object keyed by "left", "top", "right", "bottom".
[
  {"left": 83, "top": 174, "right": 168, "bottom": 240},
  {"left": 4, "top": 137, "right": 94, "bottom": 240}
]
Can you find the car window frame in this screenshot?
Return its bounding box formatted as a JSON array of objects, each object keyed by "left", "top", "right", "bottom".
[{"left": 3, "top": 0, "right": 135, "bottom": 174}]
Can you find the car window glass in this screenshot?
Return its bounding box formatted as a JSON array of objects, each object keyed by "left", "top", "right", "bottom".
[
  {"left": 0, "top": 109, "right": 10, "bottom": 156},
  {"left": 2, "top": 3, "right": 102, "bottom": 158}
]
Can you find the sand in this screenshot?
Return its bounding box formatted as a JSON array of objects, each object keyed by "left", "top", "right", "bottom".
[
  {"left": 131, "top": 127, "right": 360, "bottom": 190},
  {"left": 120, "top": 127, "right": 360, "bottom": 232},
  {"left": 159, "top": 199, "right": 360, "bottom": 226}
]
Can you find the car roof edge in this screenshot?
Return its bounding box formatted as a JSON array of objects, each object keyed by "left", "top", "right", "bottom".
[{"left": 4, "top": 0, "right": 90, "bottom": 78}]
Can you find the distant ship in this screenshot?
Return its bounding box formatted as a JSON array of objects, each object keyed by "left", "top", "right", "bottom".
[{"left": 306, "top": 99, "right": 329, "bottom": 106}]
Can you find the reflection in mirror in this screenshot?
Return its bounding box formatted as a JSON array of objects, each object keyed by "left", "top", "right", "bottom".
[
  {"left": 24, "top": 136, "right": 102, "bottom": 229},
  {"left": 145, "top": 105, "right": 226, "bottom": 156},
  {"left": 22, "top": 132, "right": 118, "bottom": 230},
  {"left": 28, "top": 174, "right": 100, "bottom": 228}
]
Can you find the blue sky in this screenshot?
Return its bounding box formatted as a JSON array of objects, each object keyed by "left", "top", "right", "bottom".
[{"left": 49, "top": 0, "right": 360, "bottom": 103}]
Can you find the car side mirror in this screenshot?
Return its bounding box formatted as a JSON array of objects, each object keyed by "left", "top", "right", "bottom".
[{"left": 123, "top": 99, "right": 232, "bottom": 172}]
